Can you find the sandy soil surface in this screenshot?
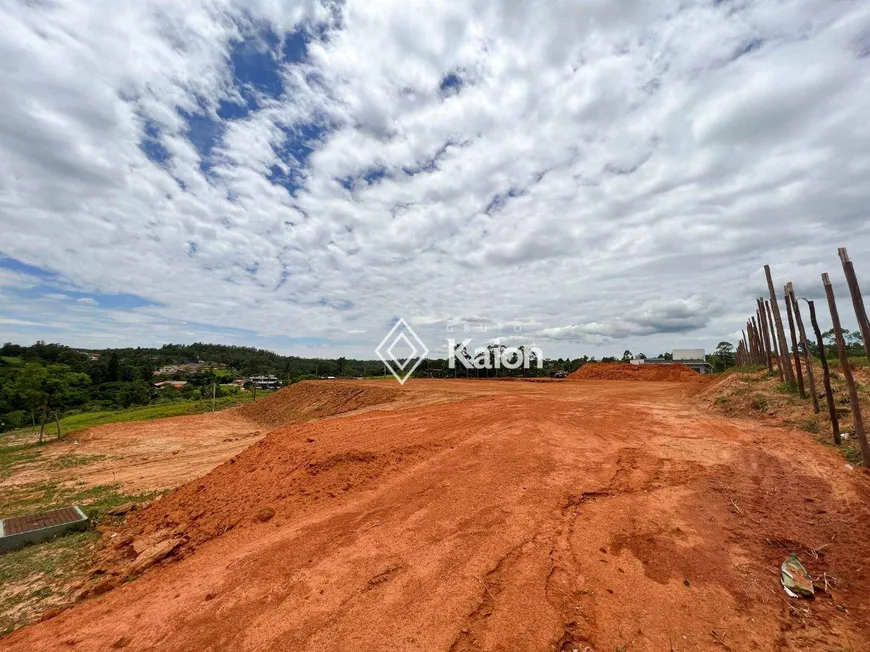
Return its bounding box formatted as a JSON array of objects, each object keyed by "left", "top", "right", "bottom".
[{"left": 3, "top": 379, "right": 870, "bottom": 651}]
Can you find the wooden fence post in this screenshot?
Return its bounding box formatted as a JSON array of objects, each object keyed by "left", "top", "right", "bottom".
[
  {"left": 757, "top": 298, "right": 773, "bottom": 371},
  {"left": 747, "top": 321, "right": 756, "bottom": 365},
  {"left": 765, "top": 300, "right": 785, "bottom": 381},
  {"left": 784, "top": 285, "right": 806, "bottom": 398},
  {"left": 789, "top": 284, "right": 819, "bottom": 414},
  {"left": 754, "top": 320, "right": 761, "bottom": 365},
  {"left": 838, "top": 248, "right": 870, "bottom": 366},
  {"left": 765, "top": 265, "right": 796, "bottom": 387},
  {"left": 823, "top": 273, "right": 868, "bottom": 465},
  {"left": 807, "top": 299, "right": 838, "bottom": 443}
]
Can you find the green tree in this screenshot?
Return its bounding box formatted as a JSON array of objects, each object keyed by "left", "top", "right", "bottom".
[
  {"left": 12, "top": 363, "right": 90, "bottom": 441},
  {"left": 129, "top": 379, "right": 152, "bottom": 405},
  {"left": 107, "top": 352, "right": 121, "bottom": 382},
  {"left": 714, "top": 342, "right": 736, "bottom": 370}
]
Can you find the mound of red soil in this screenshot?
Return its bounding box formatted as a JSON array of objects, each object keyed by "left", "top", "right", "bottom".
[
  {"left": 568, "top": 362, "right": 706, "bottom": 382},
  {"left": 100, "top": 382, "right": 409, "bottom": 570},
  {"left": 238, "top": 381, "right": 401, "bottom": 427}
]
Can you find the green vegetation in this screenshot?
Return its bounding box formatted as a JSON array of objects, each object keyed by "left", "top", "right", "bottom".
[
  {"left": 750, "top": 394, "right": 769, "bottom": 411},
  {"left": 708, "top": 341, "right": 737, "bottom": 372},
  {"left": 807, "top": 328, "right": 865, "bottom": 358},
  {"left": 1, "top": 341, "right": 285, "bottom": 435},
  {"left": 49, "top": 395, "right": 254, "bottom": 434}
]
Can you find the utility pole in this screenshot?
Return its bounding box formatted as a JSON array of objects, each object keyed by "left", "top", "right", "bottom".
[{"left": 212, "top": 382, "right": 216, "bottom": 413}]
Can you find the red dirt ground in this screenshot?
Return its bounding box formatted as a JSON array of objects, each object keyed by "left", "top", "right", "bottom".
[
  {"left": 1, "top": 382, "right": 406, "bottom": 494},
  {"left": 569, "top": 362, "right": 709, "bottom": 382},
  {"left": 3, "top": 379, "right": 870, "bottom": 651},
  {"left": 237, "top": 381, "right": 404, "bottom": 428}
]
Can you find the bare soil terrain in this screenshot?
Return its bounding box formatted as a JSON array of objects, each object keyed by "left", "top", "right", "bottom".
[
  {"left": 3, "top": 378, "right": 870, "bottom": 651},
  {"left": 1, "top": 382, "right": 409, "bottom": 494}
]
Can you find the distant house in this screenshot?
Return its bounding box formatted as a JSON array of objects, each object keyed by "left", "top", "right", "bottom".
[
  {"left": 154, "top": 380, "right": 188, "bottom": 389},
  {"left": 246, "top": 375, "right": 281, "bottom": 390},
  {"left": 672, "top": 349, "right": 713, "bottom": 374},
  {"left": 634, "top": 349, "right": 713, "bottom": 375}
]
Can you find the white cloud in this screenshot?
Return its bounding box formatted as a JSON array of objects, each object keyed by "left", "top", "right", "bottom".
[{"left": 1, "top": 0, "right": 869, "bottom": 358}]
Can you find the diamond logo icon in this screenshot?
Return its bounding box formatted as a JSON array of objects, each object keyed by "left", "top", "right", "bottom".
[{"left": 375, "top": 318, "right": 429, "bottom": 384}]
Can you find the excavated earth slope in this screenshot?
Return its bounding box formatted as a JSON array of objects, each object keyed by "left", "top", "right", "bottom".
[{"left": 569, "top": 362, "right": 709, "bottom": 382}]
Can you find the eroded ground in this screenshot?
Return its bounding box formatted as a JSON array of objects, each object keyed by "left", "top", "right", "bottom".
[{"left": 2, "top": 379, "right": 869, "bottom": 651}]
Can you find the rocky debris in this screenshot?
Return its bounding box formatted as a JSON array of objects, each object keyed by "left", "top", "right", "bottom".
[
  {"left": 106, "top": 504, "right": 136, "bottom": 517},
  {"left": 128, "top": 537, "right": 183, "bottom": 574},
  {"left": 114, "top": 534, "right": 135, "bottom": 550},
  {"left": 254, "top": 507, "right": 276, "bottom": 522},
  {"left": 39, "top": 607, "right": 66, "bottom": 622},
  {"left": 92, "top": 579, "right": 117, "bottom": 596}
]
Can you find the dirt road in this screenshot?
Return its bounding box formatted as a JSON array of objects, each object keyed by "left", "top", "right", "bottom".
[{"left": 3, "top": 379, "right": 869, "bottom": 651}]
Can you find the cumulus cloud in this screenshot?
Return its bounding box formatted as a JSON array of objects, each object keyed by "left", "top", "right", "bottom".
[
  {"left": 539, "top": 297, "right": 721, "bottom": 344},
  {"left": 1, "top": 0, "right": 869, "bottom": 357}
]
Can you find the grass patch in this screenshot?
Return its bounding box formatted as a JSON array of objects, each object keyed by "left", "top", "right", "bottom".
[
  {"left": 750, "top": 394, "right": 769, "bottom": 411},
  {"left": 776, "top": 382, "right": 800, "bottom": 396},
  {"left": 737, "top": 365, "right": 766, "bottom": 379},
  {"left": 801, "top": 419, "right": 820, "bottom": 434},
  {"left": 45, "top": 454, "right": 108, "bottom": 471},
  {"left": 0, "top": 530, "right": 100, "bottom": 636},
  {"left": 842, "top": 444, "right": 865, "bottom": 467},
  {"left": 6, "top": 394, "right": 256, "bottom": 442},
  {"left": 0, "top": 356, "right": 22, "bottom": 366}
]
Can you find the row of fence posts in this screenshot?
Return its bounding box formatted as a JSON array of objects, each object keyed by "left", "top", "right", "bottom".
[{"left": 735, "top": 248, "right": 870, "bottom": 467}]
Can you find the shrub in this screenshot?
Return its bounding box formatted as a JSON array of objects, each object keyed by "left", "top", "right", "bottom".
[{"left": 750, "top": 394, "right": 769, "bottom": 411}]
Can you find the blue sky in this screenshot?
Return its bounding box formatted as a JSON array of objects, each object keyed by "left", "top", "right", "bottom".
[{"left": 1, "top": 0, "right": 869, "bottom": 358}]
